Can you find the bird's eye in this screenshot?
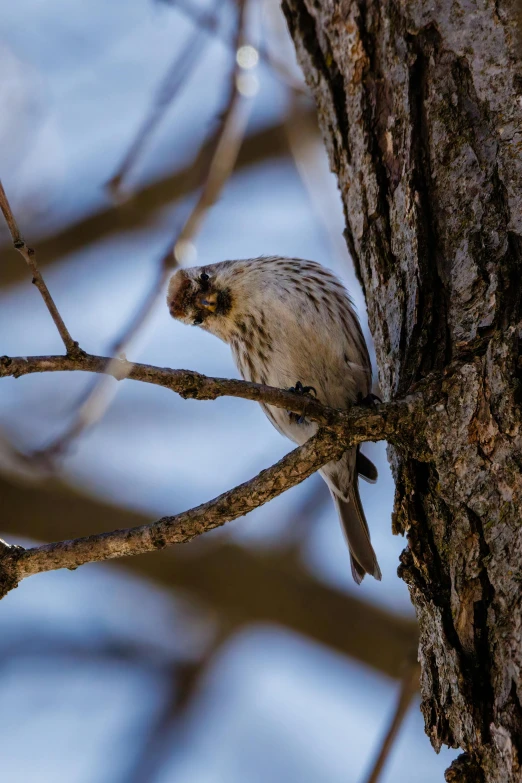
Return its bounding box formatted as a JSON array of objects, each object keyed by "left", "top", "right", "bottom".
[
  {"left": 200, "top": 272, "right": 210, "bottom": 283},
  {"left": 193, "top": 316, "right": 203, "bottom": 325}
]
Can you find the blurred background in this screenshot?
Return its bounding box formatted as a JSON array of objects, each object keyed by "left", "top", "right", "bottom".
[{"left": 0, "top": 0, "right": 458, "bottom": 780}]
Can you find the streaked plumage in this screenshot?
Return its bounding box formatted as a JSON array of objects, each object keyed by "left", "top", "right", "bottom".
[{"left": 167, "top": 256, "right": 381, "bottom": 584}]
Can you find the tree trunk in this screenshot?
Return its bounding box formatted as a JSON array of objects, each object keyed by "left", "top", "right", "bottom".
[{"left": 282, "top": 0, "right": 522, "bottom": 780}]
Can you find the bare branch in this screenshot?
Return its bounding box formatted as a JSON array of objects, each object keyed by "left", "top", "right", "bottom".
[
  {"left": 0, "top": 471, "right": 418, "bottom": 679},
  {"left": 0, "top": 427, "right": 345, "bottom": 595},
  {"left": 0, "top": 181, "right": 77, "bottom": 355},
  {"left": 0, "top": 348, "right": 429, "bottom": 597},
  {"left": 0, "top": 352, "right": 425, "bottom": 442}
]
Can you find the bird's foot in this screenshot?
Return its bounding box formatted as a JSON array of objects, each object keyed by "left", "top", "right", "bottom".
[
  {"left": 288, "top": 380, "right": 317, "bottom": 398},
  {"left": 288, "top": 381, "right": 317, "bottom": 424},
  {"left": 357, "top": 392, "right": 382, "bottom": 407}
]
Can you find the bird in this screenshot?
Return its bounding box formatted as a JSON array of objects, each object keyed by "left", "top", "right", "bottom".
[{"left": 167, "top": 256, "right": 381, "bottom": 584}]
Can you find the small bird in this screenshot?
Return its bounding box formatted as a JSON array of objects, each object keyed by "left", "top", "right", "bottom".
[{"left": 167, "top": 256, "right": 381, "bottom": 584}]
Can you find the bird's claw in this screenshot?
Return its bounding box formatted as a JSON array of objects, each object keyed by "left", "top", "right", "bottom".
[
  {"left": 288, "top": 380, "right": 317, "bottom": 423},
  {"left": 288, "top": 380, "right": 317, "bottom": 398},
  {"left": 357, "top": 392, "right": 382, "bottom": 407}
]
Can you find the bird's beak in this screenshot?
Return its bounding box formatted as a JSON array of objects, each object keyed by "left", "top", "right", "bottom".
[{"left": 199, "top": 291, "right": 218, "bottom": 312}]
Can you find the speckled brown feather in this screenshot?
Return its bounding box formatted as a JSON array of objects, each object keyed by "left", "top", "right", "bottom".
[{"left": 167, "top": 256, "right": 381, "bottom": 583}]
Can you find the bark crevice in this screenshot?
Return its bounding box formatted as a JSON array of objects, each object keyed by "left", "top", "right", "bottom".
[{"left": 283, "top": 0, "right": 522, "bottom": 779}]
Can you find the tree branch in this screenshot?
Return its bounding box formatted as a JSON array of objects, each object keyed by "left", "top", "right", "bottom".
[
  {"left": 0, "top": 427, "right": 344, "bottom": 596},
  {"left": 0, "top": 472, "right": 418, "bottom": 679},
  {"left": 0, "top": 352, "right": 425, "bottom": 445},
  {"left": 0, "top": 349, "right": 428, "bottom": 598},
  {"left": 0, "top": 181, "right": 77, "bottom": 355}
]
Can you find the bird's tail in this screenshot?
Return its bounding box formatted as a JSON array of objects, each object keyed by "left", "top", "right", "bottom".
[{"left": 332, "top": 484, "right": 382, "bottom": 585}]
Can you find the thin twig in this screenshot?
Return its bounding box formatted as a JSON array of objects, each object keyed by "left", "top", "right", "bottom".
[
  {"left": 35, "top": 0, "right": 254, "bottom": 462},
  {"left": 362, "top": 660, "right": 420, "bottom": 783},
  {"left": 107, "top": 0, "right": 220, "bottom": 199},
  {"left": 0, "top": 181, "right": 77, "bottom": 355}
]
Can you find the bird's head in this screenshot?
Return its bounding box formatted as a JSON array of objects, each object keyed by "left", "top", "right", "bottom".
[{"left": 167, "top": 263, "right": 237, "bottom": 340}]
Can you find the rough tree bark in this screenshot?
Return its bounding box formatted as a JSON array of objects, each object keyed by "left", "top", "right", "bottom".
[{"left": 282, "top": 1, "right": 522, "bottom": 781}]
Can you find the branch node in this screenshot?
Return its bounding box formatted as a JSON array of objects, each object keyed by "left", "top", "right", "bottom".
[
  {"left": 66, "top": 341, "right": 86, "bottom": 360},
  {"left": 178, "top": 386, "right": 202, "bottom": 400},
  {"left": 0, "top": 539, "right": 25, "bottom": 600}
]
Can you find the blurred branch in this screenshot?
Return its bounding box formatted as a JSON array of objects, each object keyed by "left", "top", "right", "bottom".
[
  {"left": 0, "top": 181, "right": 77, "bottom": 354},
  {"left": 278, "top": 477, "right": 329, "bottom": 554},
  {"left": 123, "top": 629, "right": 231, "bottom": 783},
  {"left": 0, "top": 113, "right": 309, "bottom": 289},
  {"left": 121, "top": 663, "right": 180, "bottom": 783},
  {"left": 0, "top": 115, "right": 304, "bottom": 286},
  {"left": 166, "top": 0, "right": 251, "bottom": 261},
  {"left": 166, "top": 0, "right": 307, "bottom": 92},
  {"left": 108, "top": 1, "right": 220, "bottom": 199},
  {"left": 259, "top": 0, "right": 308, "bottom": 92},
  {"left": 0, "top": 632, "right": 180, "bottom": 670},
  {"left": 285, "top": 96, "right": 351, "bottom": 267},
  {"left": 362, "top": 660, "right": 420, "bottom": 783},
  {"left": 0, "top": 471, "right": 418, "bottom": 678},
  {"left": 34, "top": 0, "right": 254, "bottom": 462}
]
